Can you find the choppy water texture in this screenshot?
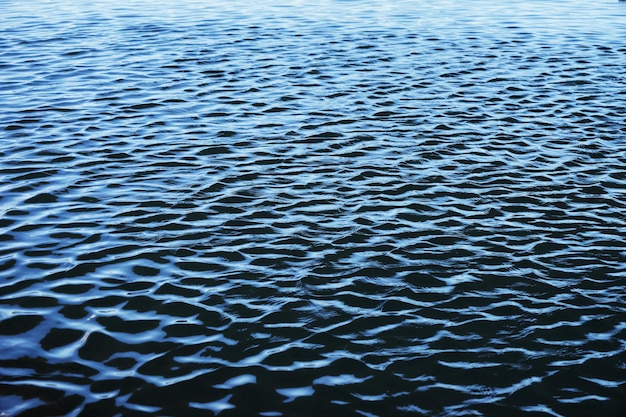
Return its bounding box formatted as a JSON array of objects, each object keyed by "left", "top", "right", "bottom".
[{"left": 2, "top": 0, "right": 626, "bottom": 415}]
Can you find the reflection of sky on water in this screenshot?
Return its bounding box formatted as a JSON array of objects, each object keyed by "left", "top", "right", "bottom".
[{"left": 5, "top": 0, "right": 626, "bottom": 32}]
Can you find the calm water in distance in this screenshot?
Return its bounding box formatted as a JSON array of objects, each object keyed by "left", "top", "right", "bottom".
[{"left": 1, "top": 1, "right": 626, "bottom": 416}]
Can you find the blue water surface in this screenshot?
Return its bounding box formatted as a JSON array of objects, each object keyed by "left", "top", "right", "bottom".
[{"left": 1, "top": 1, "right": 626, "bottom": 416}]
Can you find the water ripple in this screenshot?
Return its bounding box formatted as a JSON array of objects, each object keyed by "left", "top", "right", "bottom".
[{"left": 2, "top": 0, "right": 626, "bottom": 416}]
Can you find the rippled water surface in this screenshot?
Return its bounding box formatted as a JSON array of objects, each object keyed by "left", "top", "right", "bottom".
[{"left": 2, "top": 0, "right": 626, "bottom": 415}]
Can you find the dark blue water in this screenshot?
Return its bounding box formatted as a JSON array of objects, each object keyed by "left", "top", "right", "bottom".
[{"left": 1, "top": 0, "right": 626, "bottom": 416}]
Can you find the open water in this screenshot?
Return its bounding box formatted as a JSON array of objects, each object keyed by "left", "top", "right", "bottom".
[{"left": 1, "top": 0, "right": 626, "bottom": 416}]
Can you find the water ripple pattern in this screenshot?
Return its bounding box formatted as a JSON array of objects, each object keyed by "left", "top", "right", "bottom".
[{"left": 1, "top": 0, "right": 626, "bottom": 416}]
